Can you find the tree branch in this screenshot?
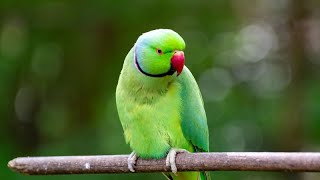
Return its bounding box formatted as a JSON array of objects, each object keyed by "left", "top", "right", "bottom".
[{"left": 8, "top": 152, "right": 320, "bottom": 175}]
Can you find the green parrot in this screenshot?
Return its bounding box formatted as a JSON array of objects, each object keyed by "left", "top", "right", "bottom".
[{"left": 116, "top": 29, "right": 210, "bottom": 180}]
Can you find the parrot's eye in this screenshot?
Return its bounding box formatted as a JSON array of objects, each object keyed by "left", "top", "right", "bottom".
[{"left": 156, "top": 48, "right": 163, "bottom": 55}]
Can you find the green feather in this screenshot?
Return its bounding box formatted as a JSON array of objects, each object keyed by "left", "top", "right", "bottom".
[{"left": 178, "top": 67, "right": 209, "bottom": 152}]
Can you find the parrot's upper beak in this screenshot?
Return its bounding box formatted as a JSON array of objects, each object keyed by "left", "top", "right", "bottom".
[{"left": 171, "top": 50, "right": 184, "bottom": 76}]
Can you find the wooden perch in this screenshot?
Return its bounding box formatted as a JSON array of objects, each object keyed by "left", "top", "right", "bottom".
[{"left": 8, "top": 152, "right": 320, "bottom": 175}]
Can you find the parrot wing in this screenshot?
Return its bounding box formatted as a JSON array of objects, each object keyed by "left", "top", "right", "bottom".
[{"left": 178, "top": 66, "right": 209, "bottom": 152}]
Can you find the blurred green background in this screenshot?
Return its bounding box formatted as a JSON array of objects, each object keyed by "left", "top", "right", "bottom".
[{"left": 1, "top": 0, "right": 320, "bottom": 179}]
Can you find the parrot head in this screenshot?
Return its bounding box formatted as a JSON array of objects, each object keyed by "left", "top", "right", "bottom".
[{"left": 134, "top": 29, "right": 186, "bottom": 77}]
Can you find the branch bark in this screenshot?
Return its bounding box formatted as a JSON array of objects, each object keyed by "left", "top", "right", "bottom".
[{"left": 8, "top": 152, "right": 320, "bottom": 175}]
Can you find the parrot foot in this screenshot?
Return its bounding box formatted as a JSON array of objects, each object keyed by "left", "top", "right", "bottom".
[
  {"left": 165, "top": 148, "right": 189, "bottom": 175},
  {"left": 128, "top": 151, "right": 137, "bottom": 172}
]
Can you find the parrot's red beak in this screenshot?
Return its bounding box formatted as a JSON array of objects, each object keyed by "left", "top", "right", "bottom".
[{"left": 171, "top": 50, "right": 184, "bottom": 76}]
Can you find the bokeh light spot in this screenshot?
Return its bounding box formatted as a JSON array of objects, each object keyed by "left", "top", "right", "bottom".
[
  {"left": 250, "top": 62, "right": 291, "bottom": 98},
  {"left": 236, "top": 23, "right": 278, "bottom": 62},
  {"left": 31, "top": 43, "right": 63, "bottom": 81},
  {"left": 0, "top": 19, "right": 28, "bottom": 59},
  {"left": 199, "top": 68, "right": 234, "bottom": 102}
]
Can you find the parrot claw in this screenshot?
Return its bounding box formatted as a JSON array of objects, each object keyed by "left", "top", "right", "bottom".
[
  {"left": 165, "top": 148, "right": 189, "bottom": 175},
  {"left": 128, "top": 151, "right": 137, "bottom": 172}
]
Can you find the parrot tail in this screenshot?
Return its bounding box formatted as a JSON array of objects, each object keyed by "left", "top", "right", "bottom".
[
  {"left": 163, "top": 171, "right": 211, "bottom": 180},
  {"left": 200, "top": 171, "right": 211, "bottom": 180}
]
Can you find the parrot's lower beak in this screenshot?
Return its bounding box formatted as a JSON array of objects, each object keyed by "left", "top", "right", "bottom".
[{"left": 171, "top": 50, "right": 184, "bottom": 76}]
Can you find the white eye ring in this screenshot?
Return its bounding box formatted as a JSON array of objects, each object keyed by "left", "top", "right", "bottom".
[{"left": 156, "top": 48, "right": 163, "bottom": 55}]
